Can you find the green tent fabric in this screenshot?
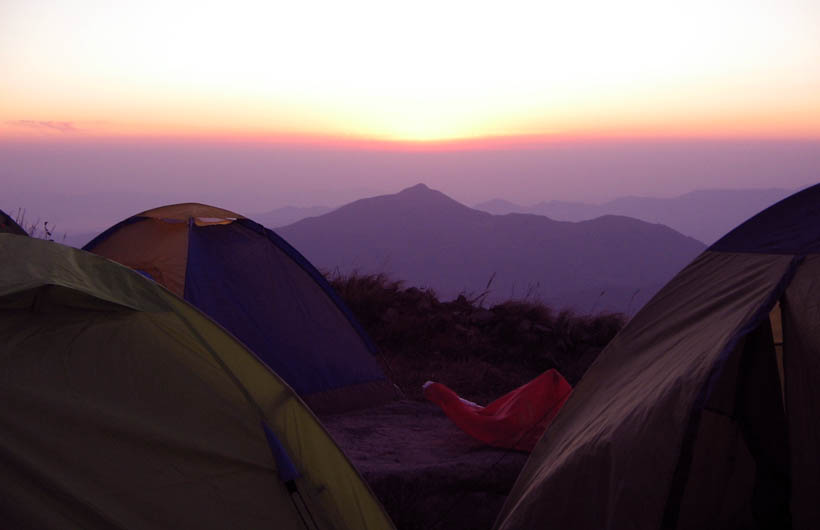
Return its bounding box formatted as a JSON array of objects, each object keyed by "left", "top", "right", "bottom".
[
  {"left": 0, "top": 234, "right": 395, "bottom": 530},
  {"left": 0, "top": 209, "right": 26, "bottom": 235},
  {"left": 496, "top": 184, "right": 820, "bottom": 530}
]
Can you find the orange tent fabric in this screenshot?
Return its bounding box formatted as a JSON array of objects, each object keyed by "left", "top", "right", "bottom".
[{"left": 423, "top": 369, "right": 572, "bottom": 452}]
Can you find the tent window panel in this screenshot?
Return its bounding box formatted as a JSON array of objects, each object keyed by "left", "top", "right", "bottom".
[
  {"left": 769, "top": 302, "right": 785, "bottom": 409},
  {"left": 679, "top": 318, "right": 791, "bottom": 529}
]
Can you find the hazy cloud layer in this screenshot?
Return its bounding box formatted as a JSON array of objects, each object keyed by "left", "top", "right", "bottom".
[
  {"left": 6, "top": 120, "right": 77, "bottom": 133},
  {"left": 2, "top": 138, "right": 818, "bottom": 237}
]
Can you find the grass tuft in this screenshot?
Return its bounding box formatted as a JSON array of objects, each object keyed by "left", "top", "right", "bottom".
[{"left": 329, "top": 271, "right": 626, "bottom": 402}]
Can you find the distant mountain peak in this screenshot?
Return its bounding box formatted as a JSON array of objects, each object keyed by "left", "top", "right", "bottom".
[
  {"left": 387, "top": 183, "right": 482, "bottom": 216},
  {"left": 398, "top": 183, "right": 434, "bottom": 194}
]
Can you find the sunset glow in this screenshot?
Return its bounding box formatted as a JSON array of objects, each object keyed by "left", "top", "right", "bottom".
[{"left": 2, "top": 0, "right": 819, "bottom": 143}]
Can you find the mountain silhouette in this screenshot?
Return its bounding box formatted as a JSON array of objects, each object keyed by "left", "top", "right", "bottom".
[
  {"left": 475, "top": 187, "right": 793, "bottom": 244},
  {"left": 279, "top": 184, "right": 706, "bottom": 313},
  {"left": 252, "top": 205, "right": 335, "bottom": 228}
]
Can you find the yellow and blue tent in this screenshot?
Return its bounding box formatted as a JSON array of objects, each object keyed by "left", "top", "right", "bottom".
[
  {"left": 84, "top": 204, "right": 395, "bottom": 413},
  {"left": 0, "top": 234, "right": 395, "bottom": 530}
]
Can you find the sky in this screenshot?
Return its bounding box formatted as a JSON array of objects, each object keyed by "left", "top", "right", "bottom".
[
  {"left": 1, "top": 0, "right": 819, "bottom": 229},
  {"left": 3, "top": 0, "right": 819, "bottom": 141}
]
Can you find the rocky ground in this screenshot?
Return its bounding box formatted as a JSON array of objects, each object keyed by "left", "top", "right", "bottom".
[{"left": 323, "top": 400, "right": 528, "bottom": 530}]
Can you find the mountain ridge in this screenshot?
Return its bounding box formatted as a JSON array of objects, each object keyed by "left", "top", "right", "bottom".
[
  {"left": 279, "top": 183, "right": 705, "bottom": 313},
  {"left": 474, "top": 187, "right": 794, "bottom": 243}
]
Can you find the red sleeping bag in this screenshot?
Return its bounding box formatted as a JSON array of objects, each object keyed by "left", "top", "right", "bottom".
[{"left": 423, "top": 369, "right": 572, "bottom": 452}]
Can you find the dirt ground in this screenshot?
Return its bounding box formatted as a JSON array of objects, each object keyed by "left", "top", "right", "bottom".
[{"left": 322, "top": 400, "right": 529, "bottom": 530}]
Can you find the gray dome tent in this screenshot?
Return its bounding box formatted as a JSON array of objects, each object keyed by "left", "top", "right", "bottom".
[{"left": 496, "top": 184, "right": 820, "bottom": 530}]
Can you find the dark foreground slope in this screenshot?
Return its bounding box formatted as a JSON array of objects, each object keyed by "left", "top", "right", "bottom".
[
  {"left": 322, "top": 273, "right": 625, "bottom": 530},
  {"left": 280, "top": 183, "right": 705, "bottom": 313}
]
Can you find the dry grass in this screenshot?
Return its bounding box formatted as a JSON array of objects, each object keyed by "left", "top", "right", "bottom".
[
  {"left": 11, "top": 208, "right": 65, "bottom": 241},
  {"left": 330, "top": 272, "right": 625, "bottom": 402}
]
